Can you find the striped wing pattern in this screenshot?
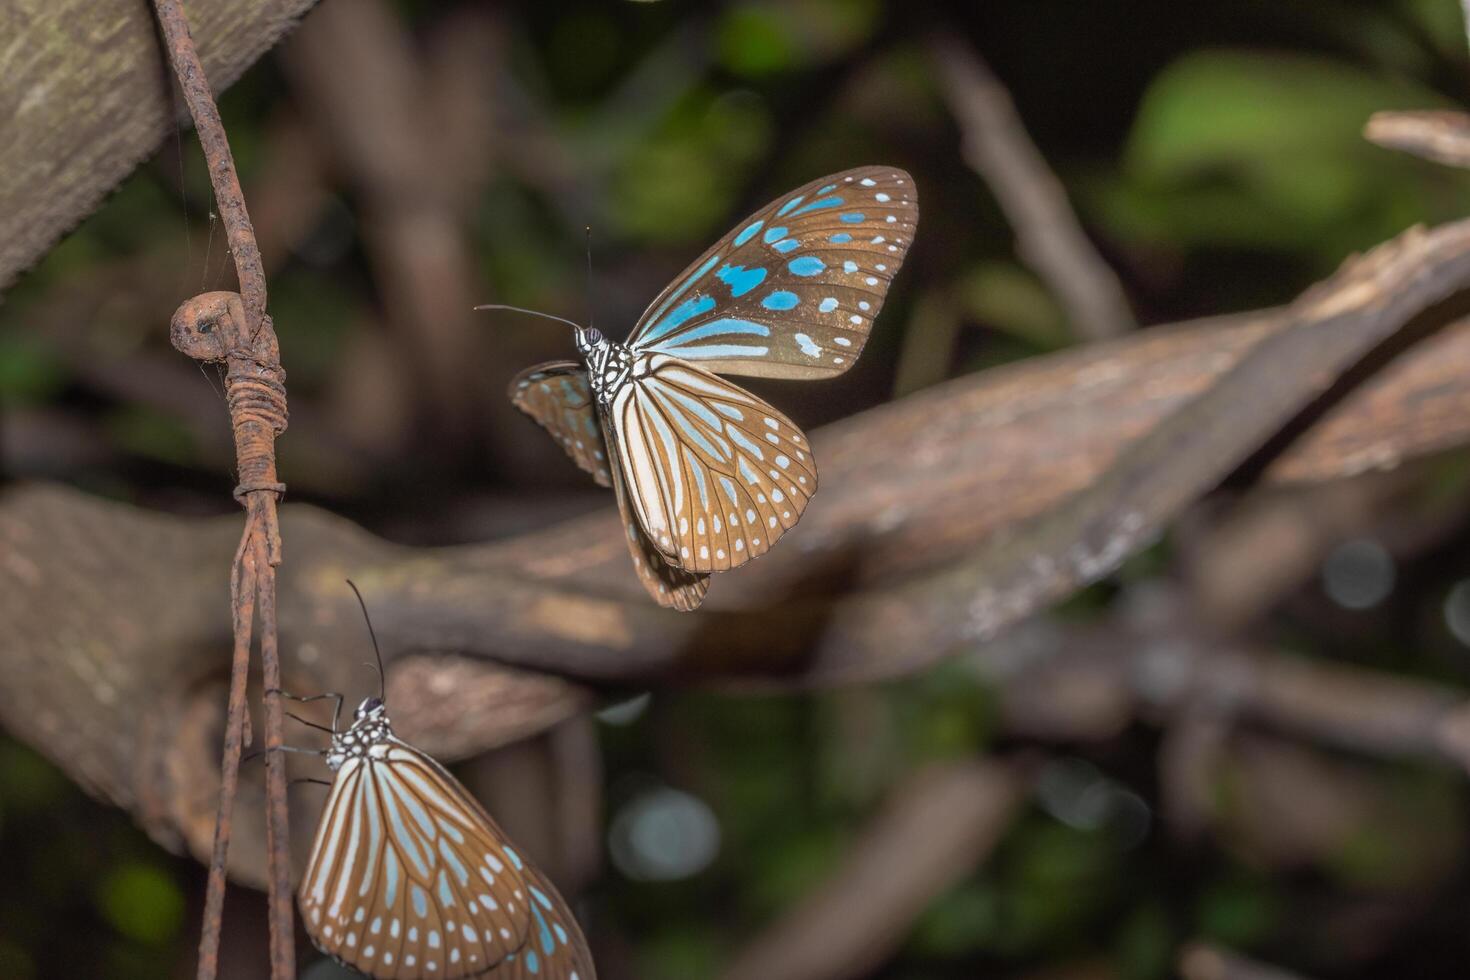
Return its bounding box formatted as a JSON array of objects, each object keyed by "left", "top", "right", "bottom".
[
  {"left": 509, "top": 362, "right": 612, "bottom": 487},
  {"left": 627, "top": 166, "right": 918, "bottom": 379},
  {"left": 603, "top": 418, "right": 710, "bottom": 610},
  {"left": 302, "top": 742, "right": 591, "bottom": 978},
  {"left": 609, "top": 355, "right": 817, "bottom": 573},
  {"left": 487, "top": 863, "right": 598, "bottom": 980}
]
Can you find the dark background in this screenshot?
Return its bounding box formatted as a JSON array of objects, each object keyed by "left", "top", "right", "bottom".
[{"left": 5, "top": 0, "right": 1470, "bottom": 977}]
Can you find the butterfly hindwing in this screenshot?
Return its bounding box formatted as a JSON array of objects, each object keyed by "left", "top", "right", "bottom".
[
  {"left": 626, "top": 165, "right": 918, "bottom": 379},
  {"left": 491, "top": 862, "right": 598, "bottom": 979},
  {"left": 609, "top": 355, "right": 817, "bottom": 573},
  {"left": 301, "top": 741, "right": 544, "bottom": 978},
  {"left": 509, "top": 362, "right": 613, "bottom": 487},
  {"left": 603, "top": 417, "right": 711, "bottom": 610}
]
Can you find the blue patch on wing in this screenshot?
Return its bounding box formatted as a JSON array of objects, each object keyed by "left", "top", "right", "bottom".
[
  {"left": 716, "top": 263, "right": 767, "bottom": 297},
  {"left": 776, "top": 195, "right": 805, "bottom": 216},
  {"left": 642, "top": 253, "right": 721, "bottom": 330},
  {"left": 788, "top": 256, "right": 824, "bottom": 276},
  {"left": 762, "top": 225, "right": 789, "bottom": 244},
  {"left": 830, "top": 232, "right": 852, "bottom": 243},
  {"left": 762, "top": 291, "right": 799, "bottom": 310},
  {"left": 773, "top": 239, "right": 799, "bottom": 253},
  {"left": 839, "top": 212, "right": 866, "bottom": 223},
  {"left": 791, "top": 194, "right": 843, "bottom": 216},
  {"left": 733, "top": 220, "right": 764, "bottom": 246},
  {"left": 660, "top": 318, "right": 770, "bottom": 344},
  {"left": 641, "top": 294, "right": 717, "bottom": 343},
  {"left": 658, "top": 342, "right": 770, "bottom": 359}
]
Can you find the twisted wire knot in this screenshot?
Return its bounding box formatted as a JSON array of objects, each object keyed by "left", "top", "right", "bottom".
[{"left": 169, "top": 291, "right": 289, "bottom": 505}]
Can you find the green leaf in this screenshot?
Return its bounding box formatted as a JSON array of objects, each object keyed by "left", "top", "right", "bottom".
[{"left": 96, "top": 863, "right": 184, "bottom": 945}]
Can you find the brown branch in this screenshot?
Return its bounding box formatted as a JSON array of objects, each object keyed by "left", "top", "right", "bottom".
[
  {"left": 0, "top": 0, "right": 317, "bottom": 291},
  {"left": 9, "top": 218, "right": 1470, "bottom": 882},
  {"left": 1179, "top": 942, "right": 1314, "bottom": 980},
  {"left": 280, "top": 0, "right": 499, "bottom": 452},
  {"left": 1364, "top": 110, "right": 1470, "bottom": 169},
  {"left": 719, "top": 760, "right": 1025, "bottom": 980},
  {"left": 151, "top": 2, "right": 293, "bottom": 976},
  {"left": 931, "top": 34, "right": 1136, "bottom": 340}
]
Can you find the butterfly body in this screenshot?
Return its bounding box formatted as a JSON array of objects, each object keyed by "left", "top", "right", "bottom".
[
  {"left": 510, "top": 166, "right": 917, "bottom": 610},
  {"left": 300, "top": 696, "right": 595, "bottom": 979},
  {"left": 574, "top": 329, "right": 637, "bottom": 409}
]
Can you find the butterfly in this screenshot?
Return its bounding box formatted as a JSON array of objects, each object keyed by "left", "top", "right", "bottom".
[
  {"left": 283, "top": 585, "right": 596, "bottom": 979},
  {"left": 504, "top": 166, "right": 918, "bottom": 610}
]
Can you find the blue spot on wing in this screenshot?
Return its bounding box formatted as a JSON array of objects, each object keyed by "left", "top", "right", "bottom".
[
  {"left": 773, "top": 239, "right": 799, "bottom": 253},
  {"left": 762, "top": 226, "right": 788, "bottom": 244},
  {"left": 762, "top": 291, "right": 799, "bottom": 310},
  {"left": 643, "top": 253, "right": 720, "bottom": 329},
  {"left": 791, "top": 194, "right": 843, "bottom": 216},
  {"left": 733, "top": 220, "right": 764, "bottom": 246},
  {"left": 641, "top": 294, "right": 716, "bottom": 342},
  {"left": 777, "top": 195, "right": 805, "bottom": 216},
  {"left": 788, "top": 256, "right": 824, "bottom": 276},
  {"left": 819, "top": 297, "right": 839, "bottom": 313},
  {"left": 716, "top": 263, "right": 767, "bottom": 297},
  {"left": 839, "top": 212, "right": 866, "bottom": 223},
  {"left": 818, "top": 183, "right": 837, "bottom": 193},
  {"left": 830, "top": 232, "right": 852, "bottom": 243},
  {"left": 660, "top": 343, "right": 770, "bottom": 359},
  {"left": 661, "top": 318, "right": 770, "bottom": 344}
]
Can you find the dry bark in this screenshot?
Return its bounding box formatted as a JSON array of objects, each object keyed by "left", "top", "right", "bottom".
[{"left": 0, "top": 0, "right": 319, "bottom": 290}]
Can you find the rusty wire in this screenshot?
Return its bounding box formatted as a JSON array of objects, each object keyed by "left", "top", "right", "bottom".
[{"left": 149, "top": 2, "right": 295, "bottom": 978}]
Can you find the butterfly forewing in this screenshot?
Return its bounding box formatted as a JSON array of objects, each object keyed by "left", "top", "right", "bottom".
[
  {"left": 627, "top": 165, "right": 917, "bottom": 379},
  {"left": 509, "top": 362, "right": 612, "bottom": 487},
  {"left": 609, "top": 355, "right": 817, "bottom": 573},
  {"left": 302, "top": 740, "right": 552, "bottom": 978},
  {"left": 603, "top": 418, "right": 711, "bottom": 609}
]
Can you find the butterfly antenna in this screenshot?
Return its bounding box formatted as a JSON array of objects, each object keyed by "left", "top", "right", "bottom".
[
  {"left": 585, "top": 225, "right": 594, "bottom": 331},
  {"left": 345, "top": 579, "right": 386, "bottom": 703},
  {"left": 473, "top": 304, "right": 584, "bottom": 332}
]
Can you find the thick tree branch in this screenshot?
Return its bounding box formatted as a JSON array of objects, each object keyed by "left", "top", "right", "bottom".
[
  {"left": 6, "top": 219, "right": 1470, "bottom": 883},
  {"left": 0, "top": 0, "right": 318, "bottom": 290}
]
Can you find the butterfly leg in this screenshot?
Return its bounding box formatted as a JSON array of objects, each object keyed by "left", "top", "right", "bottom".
[{"left": 265, "top": 688, "right": 344, "bottom": 733}]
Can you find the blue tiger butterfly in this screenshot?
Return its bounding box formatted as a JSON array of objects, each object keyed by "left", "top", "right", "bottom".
[
  {"left": 503, "top": 166, "right": 918, "bottom": 610},
  {"left": 285, "top": 585, "right": 595, "bottom": 978}
]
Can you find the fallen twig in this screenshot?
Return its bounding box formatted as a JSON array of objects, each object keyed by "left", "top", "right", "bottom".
[
  {"left": 719, "top": 760, "right": 1026, "bottom": 980},
  {"left": 930, "top": 34, "right": 1136, "bottom": 340},
  {"left": 1178, "top": 941, "right": 1314, "bottom": 980},
  {"left": 1364, "top": 110, "right": 1470, "bottom": 169}
]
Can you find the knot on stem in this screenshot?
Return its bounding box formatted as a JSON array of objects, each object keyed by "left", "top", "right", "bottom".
[{"left": 170, "top": 291, "right": 290, "bottom": 505}]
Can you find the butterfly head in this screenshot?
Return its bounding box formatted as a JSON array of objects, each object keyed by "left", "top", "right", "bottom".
[
  {"left": 573, "top": 325, "right": 606, "bottom": 358},
  {"left": 325, "top": 696, "right": 394, "bottom": 771}
]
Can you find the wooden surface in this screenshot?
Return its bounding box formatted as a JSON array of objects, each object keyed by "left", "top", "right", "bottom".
[{"left": 0, "top": 0, "right": 318, "bottom": 289}]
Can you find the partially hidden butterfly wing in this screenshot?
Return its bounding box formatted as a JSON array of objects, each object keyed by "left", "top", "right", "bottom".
[
  {"left": 608, "top": 355, "right": 817, "bottom": 573},
  {"left": 626, "top": 165, "right": 918, "bottom": 379},
  {"left": 491, "top": 862, "right": 598, "bottom": 979},
  {"left": 509, "top": 362, "right": 612, "bottom": 487},
  {"left": 603, "top": 417, "right": 711, "bottom": 609},
  {"left": 300, "top": 742, "right": 541, "bottom": 978}
]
